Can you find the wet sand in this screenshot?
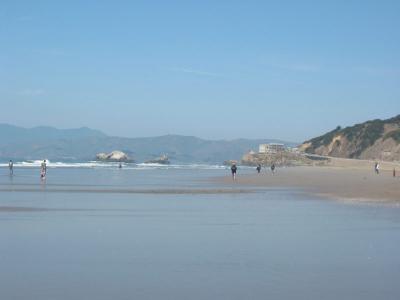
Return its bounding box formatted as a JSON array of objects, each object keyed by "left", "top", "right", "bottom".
[
  {"left": 220, "top": 158, "right": 400, "bottom": 202},
  {"left": 0, "top": 186, "right": 253, "bottom": 195},
  {"left": 0, "top": 206, "right": 95, "bottom": 212},
  {"left": 1, "top": 167, "right": 400, "bottom": 299}
]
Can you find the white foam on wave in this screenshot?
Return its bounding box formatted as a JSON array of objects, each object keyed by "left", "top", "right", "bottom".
[
  {"left": 1, "top": 161, "right": 231, "bottom": 170},
  {"left": 21, "top": 159, "right": 51, "bottom": 166},
  {"left": 1, "top": 160, "right": 118, "bottom": 169}
]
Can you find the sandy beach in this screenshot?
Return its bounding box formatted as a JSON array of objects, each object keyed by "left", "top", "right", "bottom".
[{"left": 221, "top": 157, "right": 400, "bottom": 202}]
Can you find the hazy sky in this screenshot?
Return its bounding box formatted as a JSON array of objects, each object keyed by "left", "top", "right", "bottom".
[{"left": 1, "top": 1, "right": 399, "bottom": 141}]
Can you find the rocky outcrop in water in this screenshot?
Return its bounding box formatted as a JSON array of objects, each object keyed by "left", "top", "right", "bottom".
[
  {"left": 96, "top": 151, "right": 132, "bottom": 162},
  {"left": 144, "top": 154, "right": 170, "bottom": 164}
]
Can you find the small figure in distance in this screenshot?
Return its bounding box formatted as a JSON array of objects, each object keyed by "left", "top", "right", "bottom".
[
  {"left": 271, "top": 163, "right": 276, "bottom": 175},
  {"left": 256, "top": 164, "right": 261, "bottom": 174},
  {"left": 9, "top": 160, "right": 13, "bottom": 176},
  {"left": 119, "top": 162, "right": 122, "bottom": 169},
  {"left": 374, "top": 162, "right": 380, "bottom": 175},
  {"left": 40, "top": 160, "right": 47, "bottom": 179},
  {"left": 393, "top": 168, "right": 396, "bottom": 178},
  {"left": 231, "top": 163, "right": 237, "bottom": 181}
]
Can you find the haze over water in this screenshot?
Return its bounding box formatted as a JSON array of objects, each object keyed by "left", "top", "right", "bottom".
[{"left": 1, "top": 167, "right": 399, "bottom": 299}]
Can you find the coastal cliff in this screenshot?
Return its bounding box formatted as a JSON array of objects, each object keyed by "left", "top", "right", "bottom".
[
  {"left": 299, "top": 115, "right": 400, "bottom": 161},
  {"left": 240, "top": 150, "right": 315, "bottom": 166}
]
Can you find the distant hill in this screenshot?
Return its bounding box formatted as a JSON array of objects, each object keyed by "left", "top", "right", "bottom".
[
  {"left": 299, "top": 115, "right": 400, "bottom": 161},
  {"left": 0, "top": 124, "right": 106, "bottom": 144},
  {"left": 0, "top": 124, "right": 296, "bottom": 163}
]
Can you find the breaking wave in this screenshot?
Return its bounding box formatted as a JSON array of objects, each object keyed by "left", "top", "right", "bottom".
[{"left": 1, "top": 160, "right": 231, "bottom": 170}]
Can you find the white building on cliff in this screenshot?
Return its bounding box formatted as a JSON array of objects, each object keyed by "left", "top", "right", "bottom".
[{"left": 259, "top": 143, "right": 285, "bottom": 154}]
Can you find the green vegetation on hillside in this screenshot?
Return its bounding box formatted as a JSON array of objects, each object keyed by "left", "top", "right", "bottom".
[
  {"left": 306, "top": 126, "right": 341, "bottom": 151},
  {"left": 385, "top": 115, "right": 400, "bottom": 124},
  {"left": 384, "top": 129, "right": 400, "bottom": 142},
  {"left": 303, "top": 115, "right": 400, "bottom": 157},
  {"left": 344, "top": 120, "right": 385, "bottom": 157},
  {"left": 342, "top": 119, "right": 384, "bottom": 142}
]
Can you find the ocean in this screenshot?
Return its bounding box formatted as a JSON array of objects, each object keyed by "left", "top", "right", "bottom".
[{"left": 1, "top": 165, "right": 400, "bottom": 299}]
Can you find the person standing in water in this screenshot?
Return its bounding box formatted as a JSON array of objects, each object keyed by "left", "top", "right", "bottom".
[
  {"left": 256, "top": 164, "right": 261, "bottom": 174},
  {"left": 40, "top": 160, "right": 47, "bottom": 179},
  {"left": 231, "top": 163, "right": 237, "bottom": 181},
  {"left": 8, "top": 160, "right": 13, "bottom": 175}
]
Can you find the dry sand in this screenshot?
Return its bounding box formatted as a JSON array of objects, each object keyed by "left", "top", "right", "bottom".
[{"left": 221, "top": 157, "right": 400, "bottom": 202}]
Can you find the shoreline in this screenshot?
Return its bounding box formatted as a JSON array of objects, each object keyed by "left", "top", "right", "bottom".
[{"left": 218, "top": 159, "right": 400, "bottom": 203}]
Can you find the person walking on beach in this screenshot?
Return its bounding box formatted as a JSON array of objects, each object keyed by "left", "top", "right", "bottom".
[
  {"left": 393, "top": 168, "right": 396, "bottom": 178},
  {"left": 8, "top": 160, "right": 13, "bottom": 175},
  {"left": 231, "top": 163, "right": 237, "bottom": 181},
  {"left": 374, "top": 162, "right": 380, "bottom": 175},
  {"left": 256, "top": 164, "right": 261, "bottom": 174},
  {"left": 40, "top": 160, "right": 47, "bottom": 179},
  {"left": 271, "top": 163, "right": 276, "bottom": 175}
]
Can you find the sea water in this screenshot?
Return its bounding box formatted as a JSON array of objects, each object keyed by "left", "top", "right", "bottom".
[{"left": 0, "top": 166, "right": 399, "bottom": 299}]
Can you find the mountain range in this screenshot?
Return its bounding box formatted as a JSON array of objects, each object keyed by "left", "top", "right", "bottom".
[
  {"left": 0, "top": 124, "right": 296, "bottom": 163},
  {"left": 300, "top": 115, "right": 400, "bottom": 161}
]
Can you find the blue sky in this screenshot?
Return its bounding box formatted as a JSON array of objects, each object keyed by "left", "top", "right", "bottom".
[{"left": 0, "top": 0, "right": 399, "bottom": 141}]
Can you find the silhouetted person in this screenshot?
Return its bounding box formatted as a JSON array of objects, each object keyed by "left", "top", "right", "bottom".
[
  {"left": 256, "top": 164, "right": 261, "bottom": 174},
  {"left": 394, "top": 168, "right": 396, "bottom": 178},
  {"left": 231, "top": 163, "right": 237, "bottom": 181},
  {"left": 41, "top": 160, "right": 47, "bottom": 179},
  {"left": 271, "top": 163, "right": 276, "bottom": 174},
  {"left": 8, "top": 160, "right": 13, "bottom": 175}
]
